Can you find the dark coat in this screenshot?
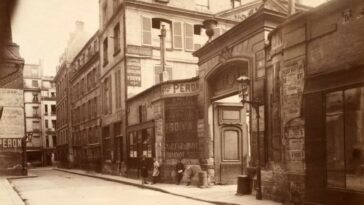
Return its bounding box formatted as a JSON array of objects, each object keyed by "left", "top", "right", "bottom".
[
  {"left": 140, "top": 159, "right": 148, "bottom": 178},
  {"left": 175, "top": 162, "right": 184, "bottom": 175}
]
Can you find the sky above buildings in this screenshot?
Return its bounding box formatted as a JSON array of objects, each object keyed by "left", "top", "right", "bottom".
[{"left": 12, "top": 0, "right": 326, "bottom": 76}]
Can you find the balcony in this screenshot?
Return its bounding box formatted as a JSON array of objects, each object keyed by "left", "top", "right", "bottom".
[
  {"left": 46, "top": 128, "right": 56, "bottom": 134},
  {"left": 32, "top": 129, "right": 41, "bottom": 133}
]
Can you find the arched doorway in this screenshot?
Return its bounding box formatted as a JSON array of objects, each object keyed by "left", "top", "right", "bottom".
[{"left": 206, "top": 59, "right": 251, "bottom": 184}]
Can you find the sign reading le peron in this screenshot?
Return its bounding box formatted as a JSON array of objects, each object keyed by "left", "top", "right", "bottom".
[{"left": 0, "top": 138, "right": 23, "bottom": 150}]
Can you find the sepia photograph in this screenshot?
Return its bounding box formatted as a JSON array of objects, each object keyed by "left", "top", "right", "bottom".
[{"left": 1, "top": 0, "right": 364, "bottom": 204}]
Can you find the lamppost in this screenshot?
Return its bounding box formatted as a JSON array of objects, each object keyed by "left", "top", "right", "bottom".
[
  {"left": 22, "top": 132, "right": 32, "bottom": 175},
  {"left": 159, "top": 25, "right": 169, "bottom": 82},
  {"left": 237, "top": 75, "right": 263, "bottom": 200}
]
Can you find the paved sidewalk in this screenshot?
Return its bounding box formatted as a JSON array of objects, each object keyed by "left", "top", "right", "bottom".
[
  {"left": 0, "top": 177, "right": 26, "bottom": 205},
  {"left": 55, "top": 168, "right": 281, "bottom": 205}
]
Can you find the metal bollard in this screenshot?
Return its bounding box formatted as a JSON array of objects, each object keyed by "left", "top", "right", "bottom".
[{"left": 199, "top": 171, "right": 208, "bottom": 188}]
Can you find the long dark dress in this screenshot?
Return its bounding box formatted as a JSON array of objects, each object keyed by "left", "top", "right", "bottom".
[{"left": 140, "top": 159, "right": 148, "bottom": 178}]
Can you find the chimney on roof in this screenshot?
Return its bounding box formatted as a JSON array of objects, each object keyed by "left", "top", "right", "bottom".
[{"left": 288, "top": 0, "right": 296, "bottom": 15}]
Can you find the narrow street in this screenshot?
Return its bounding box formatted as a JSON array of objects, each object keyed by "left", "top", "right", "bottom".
[{"left": 10, "top": 169, "right": 212, "bottom": 205}]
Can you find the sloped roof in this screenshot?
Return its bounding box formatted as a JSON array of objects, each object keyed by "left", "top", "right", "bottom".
[{"left": 215, "top": 0, "right": 311, "bottom": 21}]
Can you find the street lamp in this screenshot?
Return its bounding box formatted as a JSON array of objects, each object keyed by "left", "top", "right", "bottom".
[
  {"left": 22, "top": 132, "right": 32, "bottom": 175},
  {"left": 237, "top": 75, "right": 263, "bottom": 200}
]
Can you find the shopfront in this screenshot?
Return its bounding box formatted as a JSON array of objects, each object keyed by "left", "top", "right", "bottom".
[
  {"left": 127, "top": 122, "right": 155, "bottom": 171},
  {"left": 305, "top": 68, "right": 364, "bottom": 205}
]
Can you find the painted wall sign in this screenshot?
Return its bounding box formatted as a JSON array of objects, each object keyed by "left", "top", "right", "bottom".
[
  {"left": 165, "top": 96, "right": 198, "bottom": 159},
  {"left": 0, "top": 138, "right": 22, "bottom": 150},
  {"left": 0, "top": 89, "right": 25, "bottom": 139},
  {"left": 161, "top": 81, "right": 199, "bottom": 96},
  {"left": 165, "top": 142, "right": 198, "bottom": 159},
  {"left": 126, "top": 45, "right": 152, "bottom": 56},
  {"left": 127, "top": 58, "right": 141, "bottom": 87}
]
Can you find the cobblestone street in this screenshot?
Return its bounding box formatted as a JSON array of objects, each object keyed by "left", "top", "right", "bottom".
[{"left": 10, "top": 169, "right": 212, "bottom": 205}]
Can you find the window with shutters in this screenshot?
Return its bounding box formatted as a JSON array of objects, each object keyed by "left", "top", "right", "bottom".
[
  {"left": 152, "top": 18, "right": 172, "bottom": 49},
  {"left": 154, "top": 65, "right": 172, "bottom": 85},
  {"left": 184, "top": 23, "right": 194, "bottom": 51},
  {"left": 142, "top": 16, "right": 152, "bottom": 46},
  {"left": 173, "top": 22, "right": 183, "bottom": 49}
]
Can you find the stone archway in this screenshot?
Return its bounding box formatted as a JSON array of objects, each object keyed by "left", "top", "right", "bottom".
[{"left": 204, "top": 59, "right": 251, "bottom": 184}]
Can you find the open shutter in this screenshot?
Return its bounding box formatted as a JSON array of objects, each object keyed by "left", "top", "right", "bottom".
[
  {"left": 142, "top": 16, "right": 152, "bottom": 45},
  {"left": 173, "top": 22, "right": 183, "bottom": 49},
  {"left": 184, "top": 23, "right": 194, "bottom": 51}
]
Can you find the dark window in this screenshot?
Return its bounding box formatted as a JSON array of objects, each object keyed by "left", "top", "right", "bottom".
[
  {"left": 113, "top": 23, "right": 121, "bottom": 54},
  {"left": 33, "top": 94, "right": 39, "bottom": 102},
  {"left": 45, "top": 120, "right": 49, "bottom": 128},
  {"left": 103, "top": 38, "right": 109, "bottom": 66},
  {"left": 52, "top": 120, "right": 56, "bottom": 129},
  {"left": 151, "top": 18, "right": 172, "bottom": 49},
  {"left": 51, "top": 105, "right": 56, "bottom": 115},
  {"left": 52, "top": 135, "right": 57, "bottom": 147}
]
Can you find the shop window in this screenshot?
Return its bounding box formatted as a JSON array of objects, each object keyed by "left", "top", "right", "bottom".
[
  {"left": 143, "top": 128, "right": 153, "bottom": 158},
  {"left": 325, "top": 86, "right": 364, "bottom": 191},
  {"left": 129, "top": 132, "right": 137, "bottom": 158}
]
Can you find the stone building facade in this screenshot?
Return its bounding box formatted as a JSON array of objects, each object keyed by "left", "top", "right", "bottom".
[
  {"left": 69, "top": 32, "right": 102, "bottom": 171},
  {"left": 98, "top": 0, "right": 237, "bottom": 175},
  {"left": 0, "top": 0, "right": 25, "bottom": 175},
  {"left": 23, "top": 64, "right": 57, "bottom": 166},
  {"left": 55, "top": 21, "right": 90, "bottom": 167}
]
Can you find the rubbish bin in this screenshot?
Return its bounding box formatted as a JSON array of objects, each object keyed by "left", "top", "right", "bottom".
[
  {"left": 199, "top": 171, "right": 208, "bottom": 188},
  {"left": 236, "top": 175, "right": 251, "bottom": 195}
]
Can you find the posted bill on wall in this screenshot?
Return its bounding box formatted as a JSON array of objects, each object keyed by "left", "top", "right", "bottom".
[{"left": 0, "top": 88, "right": 25, "bottom": 139}]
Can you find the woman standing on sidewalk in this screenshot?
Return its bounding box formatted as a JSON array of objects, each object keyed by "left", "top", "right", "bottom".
[
  {"left": 140, "top": 155, "right": 148, "bottom": 185},
  {"left": 151, "top": 158, "right": 160, "bottom": 184}
]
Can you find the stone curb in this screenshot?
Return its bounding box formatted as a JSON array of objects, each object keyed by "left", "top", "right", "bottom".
[
  {"left": 54, "top": 168, "right": 240, "bottom": 205},
  {"left": 5, "top": 175, "right": 38, "bottom": 205}
]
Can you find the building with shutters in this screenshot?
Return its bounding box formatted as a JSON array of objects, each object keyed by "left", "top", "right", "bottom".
[
  {"left": 23, "top": 63, "right": 57, "bottom": 166},
  {"left": 55, "top": 21, "right": 91, "bottom": 167},
  {"left": 98, "top": 0, "right": 238, "bottom": 175},
  {"left": 69, "top": 32, "right": 102, "bottom": 172}
]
